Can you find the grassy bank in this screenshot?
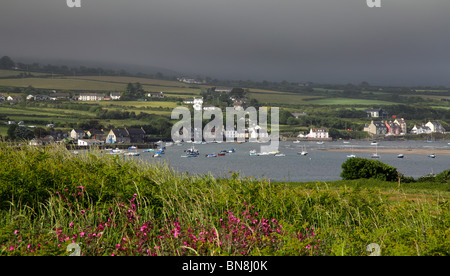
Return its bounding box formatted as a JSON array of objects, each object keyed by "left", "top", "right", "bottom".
[{"left": 0, "top": 143, "right": 449, "bottom": 256}]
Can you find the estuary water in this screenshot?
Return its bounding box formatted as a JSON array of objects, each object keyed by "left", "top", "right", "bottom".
[{"left": 125, "top": 140, "right": 450, "bottom": 182}]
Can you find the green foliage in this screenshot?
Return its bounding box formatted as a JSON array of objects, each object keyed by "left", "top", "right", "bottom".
[
  {"left": 0, "top": 56, "right": 15, "bottom": 70},
  {"left": 340, "top": 157, "right": 400, "bottom": 181},
  {"left": 0, "top": 144, "right": 449, "bottom": 256},
  {"left": 436, "top": 169, "right": 450, "bottom": 183}
]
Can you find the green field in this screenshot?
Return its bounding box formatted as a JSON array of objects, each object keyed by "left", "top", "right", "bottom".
[
  {"left": 305, "top": 97, "right": 395, "bottom": 105},
  {"left": 0, "top": 69, "right": 55, "bottom": 78},
  {"left": 248, "top": 91, "right": 324, "bottom": 105},
  {"left": 0, "top": 76, "right": 204, "bottom": 97}
]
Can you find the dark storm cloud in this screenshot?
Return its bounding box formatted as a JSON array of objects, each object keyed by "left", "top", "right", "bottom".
[{"left": 1, "top": 0, "right": 450, "bottom": 85}]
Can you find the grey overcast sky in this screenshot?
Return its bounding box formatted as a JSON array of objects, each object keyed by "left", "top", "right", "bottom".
[{"left": 1, "top": 0, "right": 450, "bottom": 86}]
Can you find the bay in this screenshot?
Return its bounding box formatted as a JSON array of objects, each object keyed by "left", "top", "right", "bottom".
[{"left": 124, "top": 140, "right": 450, "bottom": 182}]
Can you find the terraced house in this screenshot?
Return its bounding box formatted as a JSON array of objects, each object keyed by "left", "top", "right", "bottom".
[
  {"left": 365, "top": 121, "right": 388, "bottom": 135},
  {"left": 106, "top": 127, "right": 146, "bottom": 144},
  {"left": 365, "top": 118, "right": 407, "bottom": 136},
  {"left": 78, "top": 93, "right": 104, "bottom": 101}
]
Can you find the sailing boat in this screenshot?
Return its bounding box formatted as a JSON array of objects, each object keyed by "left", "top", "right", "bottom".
[
  {"left": 347, "top": 147, "right": 356, "bottom": 158},
  {"left": 371, "top": 144, "right": 380, "bottom": 158},
  {"left": 298, "top": 145, "right": 308, "bottom": 156}
]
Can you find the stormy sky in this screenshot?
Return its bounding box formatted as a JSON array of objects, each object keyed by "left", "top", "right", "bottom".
[{"left": 1, "top": 0, "right": 450, "bottom": 86}]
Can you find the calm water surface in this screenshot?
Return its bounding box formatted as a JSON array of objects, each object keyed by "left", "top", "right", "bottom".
[{"left": 125, "top": 140, "right": 450, "bottom": 182}]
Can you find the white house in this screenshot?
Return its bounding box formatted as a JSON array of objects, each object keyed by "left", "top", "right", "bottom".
[
  {"left": 410, "top": 125, "right": 431, "bottom": 134},
  {"left": 70, "top": 129, "right": 86, "bottom": 139},
  {"left": 78, "top": 139, "right": 104, "bottom": 147},
  {"left": 184, "top": 97, "right": 203, "bottom": 111},
  {"left": 306, "top": 128, "right": 329, "bottom": 139},
  {"left": 110, "top": 92, "right": 121, "bottom": 100},
  {"left": 425, "top": 121, "right": 445, "bottom": 133},
  {"left": 6, "top": 95, "right": 21, "bottom": 101},
  {"left": 248, "top": 125, "right": 269, "bottom": 141},
  {"left": 78, "top": 93, "right": 104, "bottom": 101}
]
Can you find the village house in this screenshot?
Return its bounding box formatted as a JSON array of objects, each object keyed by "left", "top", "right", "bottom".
[
  {"left": 364, "top": 108, "right": 389, "bottom": 119},
  {"left": 383, "top": 118, "right": 407, "bottom": 135},
  {"left": 394, "top": 118, "right": 407, "bottom": 134},
  {"left": 306, "top": 128, "right": 329, "bottom": 139},
  {"left": 78, "top": 93, "right": 104, "bottom": 101},
  {"left": 126, "top": 127, "right": 147, "bottom": 143},
  {"left": 70, "top": 129, "right": 86, "bottom": 140},
  {"left": 6, "top": 95, "right": 22, "bottom": 102},
  {"left": 177, "top": 77, "right": 204, "bottom": 84},
  {"left": 410, "top": 125, "right": 431, "bottom": 135},
  {"left": 147, "top": 92, "right": 164, "bottom": 99},
  {"left": 110, "top": 92, "right": 121, "bottom": 100},
  {"left": 106, "top": 128, "right": 129, "bottom": 144},
  {"left": 248, "top": 125, "right": 269, "bottom": 141},
  {"left": 223, "top": 125, "right": 247, "bottom": 141},
  {"left": 425, "top": 121, "right": 445, "bottom": 133},
  {"left": 29, "top": 137, "right": 54, "bottom": 146},
  {"left": 385, "top": 121, "right": 401, "bottom": 135},
  {"left": 106, "top": 127, "right": 146, "bottom": 144},
  {"left": 184, "top": 97, "right": 203, "bottom": 111},
  {"left": 78, "top": 139, "right": 104, "bottom": 147},
  {"left": 366, "top": 121, "right": 388, "bottom": 135},
  {"left": 233, "top": 100, "right": 245, "bottom": 111},
  {"left": 39, "top": 94, "right": 51, "bottom": 100},
  {"left": 87, "top": 129, "right": 105, "bottom": 140}
]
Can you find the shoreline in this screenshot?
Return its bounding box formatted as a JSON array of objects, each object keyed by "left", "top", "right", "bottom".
[{"left": 320, "top": 147, "right": 450, "bottom": 156}]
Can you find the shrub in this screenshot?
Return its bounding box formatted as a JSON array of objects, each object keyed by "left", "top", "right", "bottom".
[
  {"left": 340, "top": 157, "right": 400, "bottom": 182},
  {"left": 436, "top": 169, "right": 450, "bottom": 183}
]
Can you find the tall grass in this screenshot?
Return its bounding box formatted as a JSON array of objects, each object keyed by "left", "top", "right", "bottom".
[{"left": 0, "top": 144, "right": 448, "bottom": 255}]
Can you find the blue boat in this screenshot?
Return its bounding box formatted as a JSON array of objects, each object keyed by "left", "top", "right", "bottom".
[{"left": 182, "top": 154, "right": 198, "bottom": 158}]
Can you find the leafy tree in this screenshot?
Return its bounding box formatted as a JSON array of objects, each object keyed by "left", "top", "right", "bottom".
[
  {"left": 15, "top": 127, "right": 34, "bottom": 140},
  {"left": 341, "top": 157, "right": 400, "bottom": 182},
  {"left": 122, "top": 82, "right": 145, "bottom": 100},
  {"left": 7, "top": 124, "right": 18, "bottom": 140},
  {"left": 0, "top": 56, "right": 15, "bottom": 69},
  {"left": 7, "top": 125, "right": 34, "bottom": 140},
  {"left": 229, "top": 88, "right": 246, "bottom": 99}
]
